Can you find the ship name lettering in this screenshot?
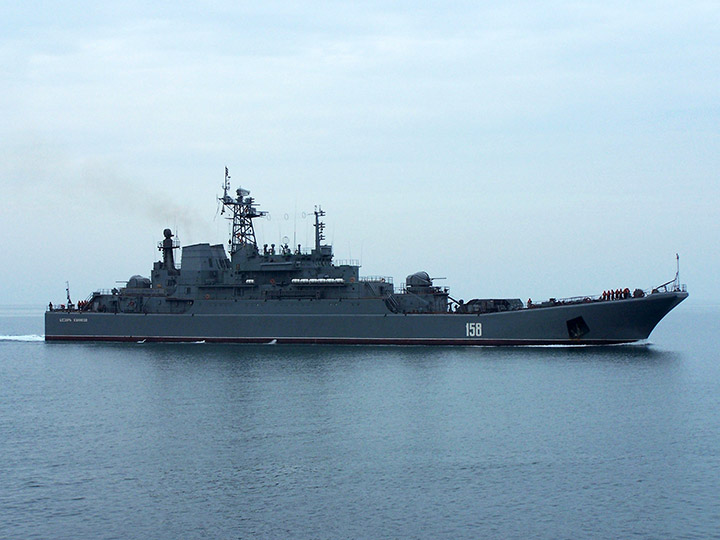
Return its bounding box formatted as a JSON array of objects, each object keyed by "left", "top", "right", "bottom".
[{"left": 465, "top": 322, "right": 482, "bottom": 337}]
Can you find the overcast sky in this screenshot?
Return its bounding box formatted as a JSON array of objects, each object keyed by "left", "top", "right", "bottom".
[{"left": 1, "top": 1, "right": 718, "bottom": 307}]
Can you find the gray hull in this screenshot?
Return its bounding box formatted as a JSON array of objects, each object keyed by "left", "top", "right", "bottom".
[{"left": 45, "top": 291, "right": 687, "bottom": 345}]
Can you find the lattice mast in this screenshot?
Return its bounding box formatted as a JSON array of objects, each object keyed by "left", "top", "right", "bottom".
[{"left": 220, "top": 167, "right": 266, "bottom": 254}]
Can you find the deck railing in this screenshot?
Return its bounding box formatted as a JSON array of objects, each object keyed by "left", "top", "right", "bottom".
[{"left": 360, "top": 276, "right": 393, "bottom": 284}]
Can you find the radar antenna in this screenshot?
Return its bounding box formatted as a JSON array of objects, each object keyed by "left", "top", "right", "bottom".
[{"left": 219, "top": 167, "right": 266, "bottom": 254}]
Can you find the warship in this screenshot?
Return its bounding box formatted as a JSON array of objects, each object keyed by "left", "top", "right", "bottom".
[{"left": 46, "top": 169, "right": 687, "bottom": 345}]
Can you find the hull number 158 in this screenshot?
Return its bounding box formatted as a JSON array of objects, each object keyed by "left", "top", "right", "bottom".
[{"left": 465, "top": 322, "right": 482, "bottom": 337}]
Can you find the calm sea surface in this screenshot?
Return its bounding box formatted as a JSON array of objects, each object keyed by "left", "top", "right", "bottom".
[{"left": 1, "top": 305, "right": 719, "bottom": 539}]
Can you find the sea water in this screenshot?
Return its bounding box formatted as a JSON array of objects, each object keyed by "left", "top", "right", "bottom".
[{"left": 1, "top": 305, "right": 719, "bottom": 539}]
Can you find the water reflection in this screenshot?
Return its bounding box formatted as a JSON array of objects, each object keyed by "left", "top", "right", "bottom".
[{"left": 56, "top": 339, "right": 683, "bottom": 370}]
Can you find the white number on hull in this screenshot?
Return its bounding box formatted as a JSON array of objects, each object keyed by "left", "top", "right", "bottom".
[{"left": 465, "top": 322, "right": 482, "bottom": 337}]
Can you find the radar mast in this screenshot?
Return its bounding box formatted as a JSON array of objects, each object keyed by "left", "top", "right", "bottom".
[
  {"left": 220, "top": 167, "right": 266, "bottom": 254},
  {"left": 313, "top": 206, "right": 326, "bottom": 251}
]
